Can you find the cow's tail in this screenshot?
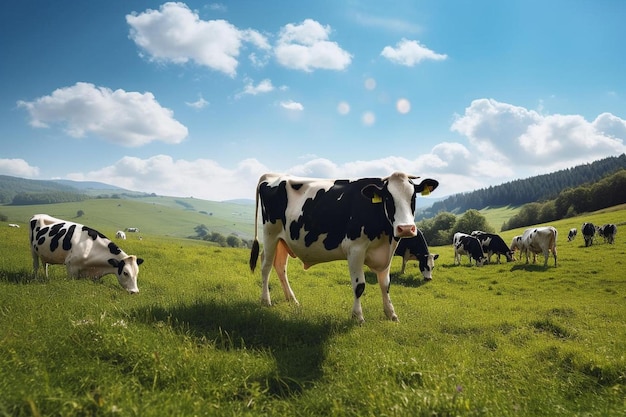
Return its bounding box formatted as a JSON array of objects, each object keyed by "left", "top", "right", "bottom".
[{"left": 249, "top": 179, "right": 261, "bottom": 272}]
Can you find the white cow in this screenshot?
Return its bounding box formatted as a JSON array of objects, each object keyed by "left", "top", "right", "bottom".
[
  {"left": 115, "top": 230, "right": 127, "bottom": 240},
  {"left": 249, "top": 172, "right": 439, "bottom": 323},
  {"left": 29, "top": 214, "right": 144, "bottom": 293},
  {"left": 517, "top": 226, "right": 558, "bottom": 267}
]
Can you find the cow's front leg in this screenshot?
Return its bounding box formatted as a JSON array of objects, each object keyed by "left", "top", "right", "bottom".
[
  {"left": 376, "top": 269, "right": 398, "bottom": 321},
  {"left": 347, "top": 254, "right": 367, "bottom": 324}
]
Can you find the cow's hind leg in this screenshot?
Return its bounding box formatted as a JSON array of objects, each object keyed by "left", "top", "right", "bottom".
[
  {"left": 273, "top": 240, "right": 299, "bottom": 304},
  {"left": 260, "top": 240, "right": 278, "bottom": 306}
]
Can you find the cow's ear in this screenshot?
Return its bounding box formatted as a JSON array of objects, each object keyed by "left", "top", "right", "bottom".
[
  {"left": 361, "top": 184, "right": 384, "bottom": 200},
  {"left": 414, "top": 178, "right": 439, "bottom": 195},
  {"left": 433, "top": 254, "right": 439, "bottom": 260},
  {"left": 137, "top": 258, "right": 144, "bottom": 265}
]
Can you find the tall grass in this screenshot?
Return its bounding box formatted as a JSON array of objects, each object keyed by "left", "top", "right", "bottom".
[{"left": 0, "top": 208, "right": 625, "bottom": 416}]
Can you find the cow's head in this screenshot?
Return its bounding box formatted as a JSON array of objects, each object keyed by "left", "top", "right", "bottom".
[
  {"left": 108, "top": 256, "right": 144, "bottom": 294},
  {"left": 362, "top": 173, "right": 439, "bottom": 238},
  {"left": 419, "top": 253, "right": 439, "bottom": 280},
  {"left": 476, "top": 255, "right": 488, "bottom": 267}
]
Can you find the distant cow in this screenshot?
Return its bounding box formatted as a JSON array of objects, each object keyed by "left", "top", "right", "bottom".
[
  {"left": 453, "top": 232, "right": 487, "bottom": 266},
  {"left": 125, "top": 227, "right": 139, "bottom": 233},
  {"left": 394, "top": 230, "right": 439, "bottom": 279},
  {"left": 115, "top": 230, "right": 127, "bottom": 240},
  {"left": 518, "top": 226, "right": 558, "bottom": 267},
  {"left": 597, "top": 224, "right": 617, "bottom": 244},
  {"left": 471, "top": 231, "right": 514, "bottom": 263},
  {"left": 582, "top": 222, "right": 595, "bottom": 247},
  {"left": 29, "top": 214, "right": 144, "bottom": 293},
  {"left": 567, "top": 228, "right": 577, "bottom": 242},
  {"left": 249, "top": 172, "right": 439, "bottom": 323},
  {"left": 8, "top": 223, "right": 20, "bottom": 228}
]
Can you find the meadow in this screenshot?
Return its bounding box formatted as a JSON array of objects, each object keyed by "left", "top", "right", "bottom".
[{"left": 0, "top": 206, "right": 625, "bottom": 416}]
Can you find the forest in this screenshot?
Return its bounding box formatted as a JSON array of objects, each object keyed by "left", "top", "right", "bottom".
[{"left": 417, "top": 153, "right": 626, "bottom": 219}]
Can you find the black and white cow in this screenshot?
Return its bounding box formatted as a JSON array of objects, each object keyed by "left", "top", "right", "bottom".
[
  {"left": 29, "top": 214, "right": 144, "bottom": 293},
  {"left": 470, "top": 231, "right": 514, "bottom": 263},
  {"left": 582, "top": 222, "right": 595, "bottom": 247},
  {"left": 597, "top": 224, "right": 617, "bottom": 244},
  {"left": 249, "top": 172, "right": 439, "bottom": 323},
  {"left": 567, "top": 228, "right": 577, "bottom": 242},
  {"left": 393, "top": 229, "right": 438, "bottom": 278},
  {"left": 453, "top": 232, "right": 487, "bottom": 266},
  {"left": 517, "top": 226, "right": 558, "bottom": 267}
]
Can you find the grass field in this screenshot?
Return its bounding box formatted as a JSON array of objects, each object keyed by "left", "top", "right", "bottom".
[{"left": 0, "top": 205, "right": 625, "bottom": 416}]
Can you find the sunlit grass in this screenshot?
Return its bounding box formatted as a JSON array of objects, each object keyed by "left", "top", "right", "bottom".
[{"left": 1, "top": 207, "right": 625, "bottom": 416}]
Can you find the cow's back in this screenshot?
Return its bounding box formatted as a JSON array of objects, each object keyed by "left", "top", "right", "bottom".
[
  {"left": 259, "top": 176, "right": 393, "bottom": 264},
  {"left": 30, "top": 214, "right": 75, "bottom": 264}
]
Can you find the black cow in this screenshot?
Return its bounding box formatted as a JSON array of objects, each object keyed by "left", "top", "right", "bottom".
[
  {"left": 453, "top": 232, "right": 487, "bottom": 266},
  {"left": 471, "top": 231, "right": 514, "bottom": 263},
  {"left": 249, "top": 172, "right": 439, "bottom": 323},
  {"left": 597, "top": 224, "right": 617, "bottom": 244},
  {"left": 582, "top": 222, "right": 595, "bottom": 247},
  {"left": 394, "top": 230, "right": 439, "bottom": 278},
  {"left": 567, "top": 228, "right": 577, "bottom": 242}
]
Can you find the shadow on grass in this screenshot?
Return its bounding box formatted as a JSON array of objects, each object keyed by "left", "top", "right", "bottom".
[
  {"left": 0, "top": 269, "right": 44, "bottom": 284},
  {"left": 510, "top": 263, "right": 552, "bottom": 272},
  {"left": 363, "top": 271, "right": 431, "bottom": 288},
  {"left": 131, "top": 299, "right": 355, "bottom": 398}
]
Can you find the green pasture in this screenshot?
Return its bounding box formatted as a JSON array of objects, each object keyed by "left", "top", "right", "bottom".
[{"left": 0, "top": 207, "right": 625, "bottom": 416}]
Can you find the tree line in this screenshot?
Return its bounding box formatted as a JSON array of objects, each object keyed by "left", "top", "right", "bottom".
[
  {"left": 191, "top": 224, "right": 253, "bottom": 248},
  {"left": 501, "top": 169, "right": 626, "bottom": 231},
  {"left": 418, "top": 153, "right": 626, "bottom": 219}
]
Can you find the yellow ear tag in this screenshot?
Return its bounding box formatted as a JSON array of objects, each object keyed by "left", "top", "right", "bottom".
[
  {"left": 371, "top": 193, "right": 382, "bottom": 203},
  {"left": 421, "top": 186, "right": 431, "bottom": 196}
]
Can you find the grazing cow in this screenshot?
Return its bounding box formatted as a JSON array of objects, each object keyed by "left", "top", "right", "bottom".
[
  {"left": 510, "top": 235, "right": 523, "bottom": 254},
  {"left": 567, "top": 228, "right": 577, "bottom": 242},
  {"left": 453, "top": 232, "right": 487, "bottom": 266},
  {"left": 393, "top": 230, "right": 439, "bottom": 278},
  {"left": 8, "top": 223, "right": 20, "bottom": 228},
  {"left": 597, "top": 224, "right": 617, "bottom": 244},
  {"left": 471, "top": 231, "right": 514, "bottom": 263},
  {"left": 249, "top": 172, "right": 439, "bottom": 323},
  {"left": 115, "top": 230, "right": 126, "bottom": 240},
  {"left": 519, "top": 226, "right": 558, "bottom": 267},
  {"left": 126, "top": 227, "right": 139, "bottom": 233},
  {"left": 29, "top": 214, "right": 144, "bottom": 293},
  {"left": 582, "top": 222, "right": 595, "bottom": 247}
]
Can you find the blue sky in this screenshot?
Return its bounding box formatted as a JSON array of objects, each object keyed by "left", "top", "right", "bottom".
[{"left": 1, "top": 1, "right": 625, "bottom": 201}]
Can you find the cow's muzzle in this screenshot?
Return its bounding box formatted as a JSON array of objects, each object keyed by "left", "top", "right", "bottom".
[{"left": 396, "top": 224, "right": 417, "bottom": 237}]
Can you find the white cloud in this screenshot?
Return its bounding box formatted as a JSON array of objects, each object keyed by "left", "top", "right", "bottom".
[
  {"left": 451, "top": 98, "right": 626, "bottom": 170},
  {"left": 280, "top": 100, "right": 304, "bottom": 111},
  {"left": 275, "top": 19, "right": 352, "bottom": 72},
  {"left": 126, "top": 2, "right": 269, "bottom": 77},
  {"left": 185, "top": 96, "right": 209, "bottom": 109},
  {"left": 17, "top": 82, "right": 188, "bottom": 147},
  {"left": 67, "top": 155, "right": 269, "bottom": 202},
  {"left": 381, "top": 38, "right": 447, "bottom": 66},
  {"left": 0, "top": 158, "right": 39, "bottom": 178},
  {"left": 238, "top": 79, "right": 274, "bottom": 97}
]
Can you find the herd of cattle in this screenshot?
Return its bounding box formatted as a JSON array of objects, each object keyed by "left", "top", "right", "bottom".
[
  {"left": 21, "top": 172, "right": 620, "bottom": 323},
  {"left": 569, "top": 222, "right": 618, "bottom": 246}
]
